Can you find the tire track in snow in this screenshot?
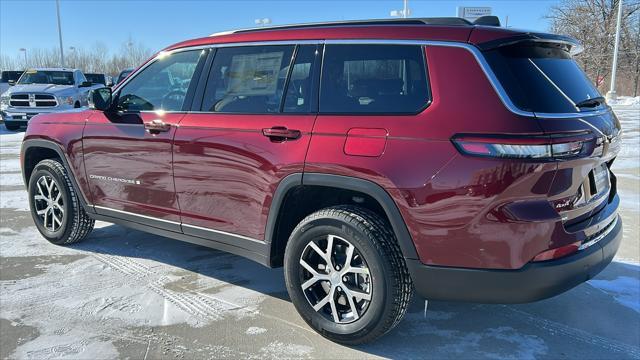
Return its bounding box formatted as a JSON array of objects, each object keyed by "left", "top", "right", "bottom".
[
  {"left": 90, "top": 252, "right": 256, "bottom": 324},
  {"left": 503, "top": 306, "right": 640, "bottom": 358}
]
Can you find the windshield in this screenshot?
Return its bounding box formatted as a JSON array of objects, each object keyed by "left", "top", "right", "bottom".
[
  {"left": 17, "top": 70, "right": 74, "bottom": 86},
  {"left": 1, "top": 71, "right": 23, "bottom": 82},
  {"left": 85, "top": 74, "right": 105, "bottom": 85},
  {"left": 484, "top": 43, "right": 604, "bottom": 113}
]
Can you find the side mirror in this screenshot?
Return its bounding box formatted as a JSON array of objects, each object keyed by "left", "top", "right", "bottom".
[
  {"left": 8, "top": 80, "right": 15, "bottom": 86},
  {"left": 88, "top": 87, "right": 112, "bottom": 111},
  {"left": 79, "top": 81, "right": 93, "bottom": 88}
]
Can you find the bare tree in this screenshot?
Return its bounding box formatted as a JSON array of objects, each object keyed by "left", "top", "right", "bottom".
[
  {"left": 547, "top": 0, "right": 640, "bottom": 95},
  {"left": 0, "top": 40, "right": 153, "bottom": 78}
]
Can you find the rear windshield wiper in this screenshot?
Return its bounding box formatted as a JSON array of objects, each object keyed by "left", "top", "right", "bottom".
[{"left": 575, "top": 96, "right": 605, "bottom": 109}]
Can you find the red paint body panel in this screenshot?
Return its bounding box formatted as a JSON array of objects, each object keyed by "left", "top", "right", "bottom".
[
  {"left": 82, "top": 111, "right": 184, "bottom": 222},
  {"left": 24, "top": 111, "right": 91, "bottom": 202},
  {"left": 173, "top": 113, "right": 315, "bottom": 239}
]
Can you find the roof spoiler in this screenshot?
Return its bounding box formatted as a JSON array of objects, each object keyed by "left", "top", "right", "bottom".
[
  {"left": 476, "top": 32, "right": 583, "bottom": 55},
  {"left": 473, "top": 16, "right": 501, "bottom": 27}
]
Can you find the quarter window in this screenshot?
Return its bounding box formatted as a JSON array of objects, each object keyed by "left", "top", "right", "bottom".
[
  {"left": 201, "top": 45, "right": 295, "bottom": 113},
  {"left": 320, "top": 45, "right": 429, "bottom": 114},
  {"left": 283, "top": 45, "right": 321, "bottom": 113},
  {"left": 117, "top": 50, "right": 204, "bottom": 112}
]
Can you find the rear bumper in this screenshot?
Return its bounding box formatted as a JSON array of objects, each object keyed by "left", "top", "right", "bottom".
[{"left": 407, "top": 214, "right": 622, "bottom": 303}]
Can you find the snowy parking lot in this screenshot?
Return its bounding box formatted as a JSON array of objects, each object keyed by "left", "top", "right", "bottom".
[{"left": 1, "top": 103, "right": 639, "bottom": 359}]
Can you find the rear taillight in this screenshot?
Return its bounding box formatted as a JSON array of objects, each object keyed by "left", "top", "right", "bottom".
[{"left": 452, "top": 132, "right": 595, "bottom": 160}]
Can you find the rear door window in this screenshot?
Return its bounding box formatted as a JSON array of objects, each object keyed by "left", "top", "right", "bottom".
[
  {"left": 201, "top": 45, "right": 295, "bottom": 113},
  {"left": 320, "top": 44, "right": 429, "bottom": 114},
  {"left": 484, "top": 43, "right": 604, "bottom": 114}
]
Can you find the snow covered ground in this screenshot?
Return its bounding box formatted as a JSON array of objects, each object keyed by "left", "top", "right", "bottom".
[{"left": 0, "top": 104, "right": 638, "bottom": 359}]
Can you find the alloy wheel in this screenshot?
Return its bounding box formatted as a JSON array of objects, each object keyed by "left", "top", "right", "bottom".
[
  {"left": 299, "top": 234, "right": 372, "bottom": 324},
  {"left": 33, "top": 175, "right": 64, "bottom": 232}
]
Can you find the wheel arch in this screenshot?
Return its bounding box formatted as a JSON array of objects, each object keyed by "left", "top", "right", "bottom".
[
  {"left": 265, "top": 172, "right": 418, "bottom": 267},
  {"left": 21, "top": 139, "right": 94, "bottom": 213}
]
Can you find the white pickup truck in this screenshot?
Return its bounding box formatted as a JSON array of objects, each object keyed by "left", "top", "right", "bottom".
[{"left": 0, "top": 68, "right": 98, "bottom": 130}]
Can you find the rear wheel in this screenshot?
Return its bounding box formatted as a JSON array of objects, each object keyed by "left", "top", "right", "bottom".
[
  {"left": 28, "top": 159, "right": 94, "bottom": 245},
  {"left": 284, "top": 206, "right": 412, "bottom": 344}
]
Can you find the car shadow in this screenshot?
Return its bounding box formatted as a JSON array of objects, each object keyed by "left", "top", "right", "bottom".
[{"left": 73, "top": 223, "right": 640, "bottom": 358}]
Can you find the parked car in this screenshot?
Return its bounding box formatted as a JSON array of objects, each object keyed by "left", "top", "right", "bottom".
[
  {"left": 20, "top": 17, "right": 622, "bottom": 344},
  {"left": 115, "top": 68, "right": 134, "bottom": 85},
  {"left": 0, "top": 70, "right": 24, "bottom": 96},
  {"left": 84, "top": 73, "right": 107, "bottom": 86},
  {"left": 1, "top": 68, "right": 94, "bottom": 130}
]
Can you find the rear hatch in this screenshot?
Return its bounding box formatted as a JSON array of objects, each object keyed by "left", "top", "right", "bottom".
[{"left": 480, "top": 36, "right": 622, "bottom": 231}]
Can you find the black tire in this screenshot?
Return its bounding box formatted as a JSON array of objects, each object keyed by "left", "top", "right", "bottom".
[
  {"left": 28, "top": 159, "right": 94, "bottom": 245},
  {"left": 4, "top": 122, "right": 20, "bottom": 131},
  {"left": 284, "top": 205, "right": 412, "bottom": 344},
  {"left": 74, "top": 101, "right": 81, "bottom": 108}
]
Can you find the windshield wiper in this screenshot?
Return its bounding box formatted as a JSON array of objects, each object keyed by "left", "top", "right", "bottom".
[{"left": 575, "top": 96, "right": 605, "bottom": 109}]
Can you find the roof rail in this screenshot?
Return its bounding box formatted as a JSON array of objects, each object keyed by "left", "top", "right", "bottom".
[{"left": 210, "top": 17, "right": 473, "bottom": 36}]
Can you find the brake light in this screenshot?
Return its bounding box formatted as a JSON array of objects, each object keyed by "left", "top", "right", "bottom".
[{"left": 452, "top": 133, "right": 594, "bottom": 160}]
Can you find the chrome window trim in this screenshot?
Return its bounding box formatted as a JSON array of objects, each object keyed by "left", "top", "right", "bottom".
[{"left": 118, "top": 39, "right": 609, "bottom": 119}]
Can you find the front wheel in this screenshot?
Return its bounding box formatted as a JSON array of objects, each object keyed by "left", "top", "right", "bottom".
[
  {"left": 284, "top": 206, "right": 412, "bottom": 344},
  {"left": 28, "top": 159, "right": 95, "bottom": 245}
]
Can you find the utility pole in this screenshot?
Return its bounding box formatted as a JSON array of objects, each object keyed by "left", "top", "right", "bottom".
[
  {"left": 606, "top": 0, "right": 623, "bottom": 101},
  {"left": 55, "top": 0, "right": 65, "bottom": 67}
]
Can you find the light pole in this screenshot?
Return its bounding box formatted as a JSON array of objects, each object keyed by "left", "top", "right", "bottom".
[
  {"left": 55, "top": 0, "right": 65, "bottom": 67},
  {"left": 255, "top": 18, "right": 271, "bottom": 27},
  {"left": 19, "top": 48, "right": 27, "bottom": 68},
  {"left": 606, "top": 0, "right": 624, "bottom": 101},
  {"left": 390, "top": 0, "right": 410, "bottom": 18}
]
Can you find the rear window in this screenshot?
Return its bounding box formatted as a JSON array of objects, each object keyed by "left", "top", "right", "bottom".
[
  {"left": 484, "top": 43, "right": 604, "bottom": 114},
  {"left": 85, "top": 73, "right": 106, "bottom": 85},
  {"left": 320, "top": 45, "right": 429, "bottom": 114}
]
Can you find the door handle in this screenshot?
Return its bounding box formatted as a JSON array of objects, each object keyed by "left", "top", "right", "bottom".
[
  {"left": 262, "top": 126, "right": 301, "bottom": 141},
  {"left": 144, "top": 119, "right": 171, "bottom": 134}
]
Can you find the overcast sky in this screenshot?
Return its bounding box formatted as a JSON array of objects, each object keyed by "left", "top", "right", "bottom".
[{"left": 1, "top": 0, "right": 559, "bottom": 59}]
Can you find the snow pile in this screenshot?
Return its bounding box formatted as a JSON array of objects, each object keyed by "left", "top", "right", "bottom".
[{"left": 607, "top": 96, "right": 640, "bottom": 107}]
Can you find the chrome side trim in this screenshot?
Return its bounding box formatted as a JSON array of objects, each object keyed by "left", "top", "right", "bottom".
[
  {"left": 118, "top": 38, "right": 610, "bottom": 120},
  {"left": 92, "top": 205, "right": 264, "bottom": 243},
  {"left": 181, "top": 223, "right": 263, "bottom": 244},
  {"left": 579, "top": 215, "right": 618, "bottom": 250},
  {"left": 93, "top": 205, "right": 181, "bottom": 226}
]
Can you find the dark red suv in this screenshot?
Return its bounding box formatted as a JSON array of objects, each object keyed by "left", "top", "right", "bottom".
[{"left": 21, "top": 17, "right": 623, "bottom": 344}]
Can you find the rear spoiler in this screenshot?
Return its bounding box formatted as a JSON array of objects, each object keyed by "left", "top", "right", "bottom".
[{"left": 477, "top": 32, "right": 583, "bottom": 55}]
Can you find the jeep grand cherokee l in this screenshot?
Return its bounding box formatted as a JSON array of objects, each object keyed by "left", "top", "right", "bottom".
[{"left": 21, "top": 17, "right": 622, "bottom": 344}]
